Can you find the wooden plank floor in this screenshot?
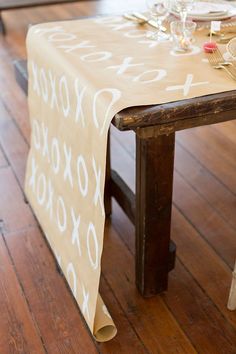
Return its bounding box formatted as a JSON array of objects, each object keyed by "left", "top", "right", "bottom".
[{"left": 0, "top": 1, "right": 236, "bottom": 353}]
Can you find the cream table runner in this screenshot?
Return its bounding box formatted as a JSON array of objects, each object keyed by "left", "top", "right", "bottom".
[{"left": 26, "top": 16, "right": 236, "bottom": 342}]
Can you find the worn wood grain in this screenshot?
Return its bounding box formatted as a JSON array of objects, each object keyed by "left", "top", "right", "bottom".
[
  {"left": 0, "top": 234, "right": 45, "bottom": 354},
  {"left": 173, "top": 172, "right": 236, "bottom": 268},
  {"left": 114, "top": 91, "right": 236, "bottom": 131},
  {"left": 192, "top": 126, "right": 236, "bottom": 170},
  {"left": 177, "top": 129, "right": 236, "bottom": 194},
  {"left": 0, "top": 167, "right": 36, "bottom": 233},
  {"left": 0, "top": 144, "right": 7, "bottom": 168},
  {"left": 174, "top": 142, "right": 236, "bottom": 231},
  {"left": 135, "top": 132, "right": 175, "bottom": 296},
  {"left": 103, "top": 219, "right": 197, "bottom": 354},
  {"left": 212, "top": 120, "right": 236, "bottom": 146},
  {"left": 0, "top": 0, "right": 96, "bottom": 10},
  {"left": 172, "top": 207, "right": 236, "bottom": 330},
  {"left": 0, "top": 100, "right": 28, "bottom": 187},
  {"left": 5, "top": 226, "right": 99, "bottom": 354},
  {"left": 99, "top": 275, "right": 149, "bottom": 354}
]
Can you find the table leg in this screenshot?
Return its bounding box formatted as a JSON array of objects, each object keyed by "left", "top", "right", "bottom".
[
  {"left": 135, "top": 132, "right": 175, "bottom": 297},
  {"left": 0, "top": 12, "right": 6, "bottom": 35},
  {"left": 104, "top": 128, "right": 112, "bottom": 217}
]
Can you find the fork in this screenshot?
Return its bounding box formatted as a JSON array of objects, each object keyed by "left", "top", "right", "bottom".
[
  {"left": 208, "top": 50, "right": 236, "bottom": 80},
  {"left": 217, "top": 35, "right": 236, "bottom": 44},
  {"left": 212, "top": 48, "right": 235, "bottom": 67}
]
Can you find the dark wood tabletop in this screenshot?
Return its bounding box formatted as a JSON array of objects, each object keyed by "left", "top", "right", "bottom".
[{"left": 15, "top": 59, "right": 236, "bottom": 135}]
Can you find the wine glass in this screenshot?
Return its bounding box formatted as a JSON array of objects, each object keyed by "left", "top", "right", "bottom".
[
  {"left": 146, "top": 0, "right": 170, "bottom": 41},
  {"left": 174, "top": 0, "right": 194, "bottom": 25}
]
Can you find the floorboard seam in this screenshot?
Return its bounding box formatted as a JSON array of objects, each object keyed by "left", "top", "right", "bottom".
[
  {"left": 176, "top": 139, "right": 236, "bottom": 197},
  {"left": 173, "top": 202, "right": 234, "bottom": 270},
  {"left": 101, "top": 274, "right": 150, "bottom": 354},
  {"left": 1, "top": 230, "right": 49, "bottom": 354},
  {"left": 177, "top": 255, "right": 236, "bottom": 336},
  {"left": 175, "top": 167, "right": 236, "bottom": 233}
]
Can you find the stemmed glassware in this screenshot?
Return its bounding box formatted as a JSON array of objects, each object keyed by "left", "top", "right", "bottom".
[
  {"left": 146, "top": 0, "right": 171, "bottom": 41},
  {"left": 174, "top": 0, "right": 194, "bottom": 26}
]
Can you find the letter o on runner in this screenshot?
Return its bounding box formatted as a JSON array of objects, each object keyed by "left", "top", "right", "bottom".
[
  {"left": 51, "top": 138, "right": 60, "bottom": 174},
  {"left": 59, "top": 76, "right": 70, "bottom": 118},
  {"left": 124, "top": 29, "right": 147, "bottom": 38},
  {"left": 92, "top": 88, "right": 121, "bottom": 135},
  {"left": 56, "top": 196, "right": 67, "bottom": 233},
  {"left": 32, "top": 120, "right": 41, "bottom": 151},
  {"left": 133, "top": 69, "right": 167, "bottom": 84},
  {"left": 77, "top": 155, "right": 88, "bottom": 197},
  {"left": 80, "top": 51, "right": 112, "bottom": 62},
  {"left": 48, "top": 32, "right": 77, "bottom": 42},
  {"left": 87, "top": 222, "right": 99, "bottom": 270},
  {"left": 40, "top": 68, "right": 48, "bottom": 103},
  {"left": 67, "top": 262, "right": 77, "bottom": 297},
  {"left": 36, "top": 173, "right": 46, "bottom": 206}
]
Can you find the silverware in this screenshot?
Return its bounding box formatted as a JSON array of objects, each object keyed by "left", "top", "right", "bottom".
[
  {"left": 207, "top": 29, "right": 236, "bottom": 37},
  {"left": 217, "top": 35, "right": 236, "bottom": 44},
  {"left": 208, "top": 48, "right": 236, "bottom": 80},
  {"left": 123, "top": 13, "right": 147, "bottom": 25},
  {"left": 132, "top": 12, "right": 167, "bottom": 32},
  {"left": 212, "top": 47, "right": 235, "bottom": 68}
]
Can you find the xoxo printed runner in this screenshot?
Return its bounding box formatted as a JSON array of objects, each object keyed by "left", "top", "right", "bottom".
[{"left": 26, "top": 16, "right": 235, "bottom": 341}]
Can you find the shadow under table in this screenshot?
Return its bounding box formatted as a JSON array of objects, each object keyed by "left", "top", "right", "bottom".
[{"left": 14, "top": 59, "right": 236, "bottom": 297}]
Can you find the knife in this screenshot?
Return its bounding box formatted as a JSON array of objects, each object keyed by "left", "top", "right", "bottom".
[
  {"left": 132, "top": 12, "right": 167, "bottom": 32},
  {"left": 123, "top": 13, "right": 147, "bottom": 24}
]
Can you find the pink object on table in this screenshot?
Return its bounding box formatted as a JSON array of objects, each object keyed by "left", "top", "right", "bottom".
[{"left": 203, "top": 41, "right": 218, "bottom": 53}]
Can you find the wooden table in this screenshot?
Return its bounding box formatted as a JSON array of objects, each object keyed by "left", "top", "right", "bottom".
[
  {"left": 0, "top": 0, "right": 95, "bottom": 34},
  {"left": 14, "top": 59, "right": 236, "bottom": 297}
]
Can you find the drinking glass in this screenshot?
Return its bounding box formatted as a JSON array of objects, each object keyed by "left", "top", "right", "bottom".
[
  {"left": 174, "top": 0, "right": 194, "bottom": 25},
  {"left": 170, "top": 20, "right": 196, "bottom": 52},
  {"left": 146, "top": 0, "right": 170, "bottom": 41}
]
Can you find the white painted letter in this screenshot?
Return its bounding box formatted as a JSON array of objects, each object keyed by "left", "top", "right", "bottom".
[
  {"left": 51, "top": 138, "right": 60, "bottom": 174},
  {"left": 86, "top": 222, "right": 99, "bottom": 270},
  {"left": 59, "top": 76, "right": 70, "bottom": 118},
  {"left": 77, "top": 155, "right": 88, "bottom": 198},
  {"left": 56, "top": 196, "right": 67, "bottom": 233},
  {"left": 80, "top": 51, "right": 112, "bottom": 62},
  {"left": 92, "top": 88, "right": 121, "bottom": 135}
]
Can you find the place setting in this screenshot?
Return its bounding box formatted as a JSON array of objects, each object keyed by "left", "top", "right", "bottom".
[
  {"left": 172, "top": 1, "right": 236, "bottom": 21},
  {"left": 123, "top": 0, "right": 236, "bottom": 42},
  {"left": 122, "top": 0, "right": 236, "bottom": 80}
]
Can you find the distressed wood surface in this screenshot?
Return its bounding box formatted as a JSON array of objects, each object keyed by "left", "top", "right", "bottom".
[
  {"left": 14, "top": 61, "right": 236, "bottom": 135},
  {"left": 115, "top": 91, "right": 236, "bottom": 132},
  {"left": 135, "top": 133, "right": 175, "bottom": 296}
]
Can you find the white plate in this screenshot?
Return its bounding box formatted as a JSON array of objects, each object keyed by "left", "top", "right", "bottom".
[{"left": 171, "top": 1, "right": 236, "bottom": 21}]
